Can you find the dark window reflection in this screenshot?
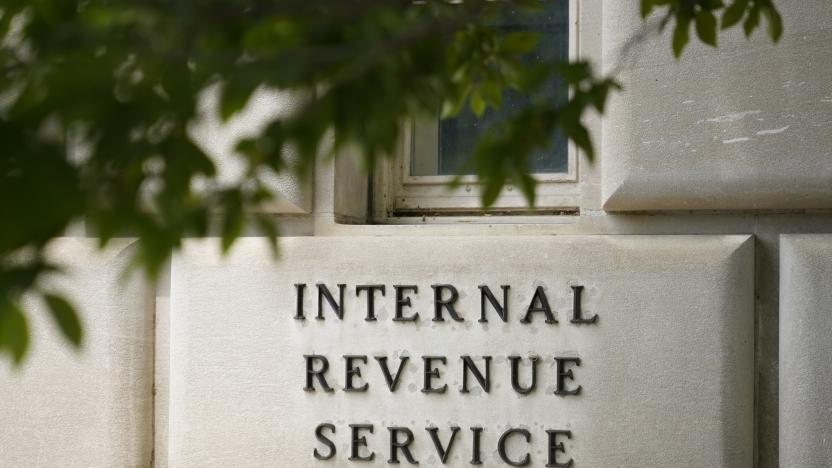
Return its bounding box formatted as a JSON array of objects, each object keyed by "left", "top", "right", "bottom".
[{"left": 436, "top": 2, "right": 569, "bottom": 176}]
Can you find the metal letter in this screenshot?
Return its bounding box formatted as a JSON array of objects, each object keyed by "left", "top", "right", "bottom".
[
  {"left": 294, "top": 283, "right": 306, "bottom": 320},
  {"left": 394, "top": 285, "right": 420, "bottom": 322},
  {"left": 303, "top": 355, "right": 334, "bottom": 392},
  {"left": 431, "top": 284, "right": 464, "bottom": 322},
  {"left": 554, "top": 357, "right": 582, "bottom": 396},
  {"left": 356, "top": 285, "right": 386, "bottom": 321},
  {"left": 461, "top": 356, "right": 491, "bottom": 393},
  {"left": 344, "top": 355, "right": 369, "bottom": 392},
  {"left": 479, "top": 285, "right": 509, "bottom": 323},
  {"left": 388, "top": 427, "right": 419, "bottom": 464},
  {"left": 521, "top": 286, "right": 557, "bottom": 324},
  {"left": 569, "top": 285, "right": 598, "bottom": 324},
  {"left": 422, "top": 356, "right": 448, "bottom": 394},
  {"left": 317, "top": 283, "right": 346, "bottom": 320},
  {"left": 545, "top": 430, "right": 573, "bottom": 467},
  {"left": 313, "top": 423, "right": 336, "bottom": 460},
  {"left": 375, "top": 356, "right": 409, "bottom": 392},
  {"left": 509, "top": 355, "right": 539, "bottom": 395},
  {"left": 349, "top": 424, "right": 375, "bottom": 461},
  {"left": 470, "top": 427, "right": 484, "bottom": 465},
  {"left": 426, "top": 426, "right": 459, "bottom": 464},
  {"left": 498, "top": 428, "right": 531, "bottom": 467}
]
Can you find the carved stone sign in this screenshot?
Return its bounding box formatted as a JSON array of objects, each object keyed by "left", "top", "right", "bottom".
[{"left": 168, "top": 235, "right": 753, "bottom": 466}]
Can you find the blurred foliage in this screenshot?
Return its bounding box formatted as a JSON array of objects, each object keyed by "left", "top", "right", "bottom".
[
  {"left": 640, "top": 0, "right": 782, "bottom": 57},
  {"left": 0, "top": 0, "right": 780, "bottom": 365}
]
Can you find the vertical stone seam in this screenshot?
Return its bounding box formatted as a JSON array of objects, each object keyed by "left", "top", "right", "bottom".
[
  {"left": 149, "top": 259, "right": 171, "bottom": 468},
  {"left": 149, "top": 276, "right": 156, "bottom": 468},
  {"left": 752, "top": 230, "right": 761, "bottom": 468}
]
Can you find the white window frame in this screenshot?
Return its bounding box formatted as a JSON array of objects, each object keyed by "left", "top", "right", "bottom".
[{"left": 374, "top": 0, "right": 582, "bottom": 220}]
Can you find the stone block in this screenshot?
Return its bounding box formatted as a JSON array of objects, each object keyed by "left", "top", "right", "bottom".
[
  {"left": 0, "top": 239, "right": 153, "bottom": 467},
  {"left": 601, "top": 0, "right": 832, "bottom": 211},
  {"left": 779, "top": 234, "right": 832, "bottom": 467}
]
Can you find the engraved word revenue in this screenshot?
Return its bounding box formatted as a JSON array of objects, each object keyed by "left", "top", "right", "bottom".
[{"left": 293, "top": 283, "right": 598, "bottom": 467}]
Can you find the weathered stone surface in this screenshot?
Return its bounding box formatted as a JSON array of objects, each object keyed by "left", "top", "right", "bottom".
[
  {"left": 0, "top": 239, "right": 153, "bottom": 467},
  {"left": 169, "top": 235, "right": 753, "bottom": 467},
  {"left": 779, "top": 235, "right": 832, "bottom": 467},
  {"left": 189, "top": 86, "right": 312, "bottom": 214},
  {"left": 601, "top": 0, "right": 832, "bottom": 211}
]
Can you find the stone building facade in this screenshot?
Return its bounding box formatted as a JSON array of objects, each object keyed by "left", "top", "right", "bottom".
[{"left": 2, "top": 1, "right": 831, "bottom": 466}]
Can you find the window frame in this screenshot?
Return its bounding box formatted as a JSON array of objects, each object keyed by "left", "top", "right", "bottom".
[{"left": 374, "top": 0, "right": 582, "bottom": 219}]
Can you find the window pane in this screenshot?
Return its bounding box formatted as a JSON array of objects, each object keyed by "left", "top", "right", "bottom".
[{"left": 412, "top": 1, "right": 570, "bottom": 177}]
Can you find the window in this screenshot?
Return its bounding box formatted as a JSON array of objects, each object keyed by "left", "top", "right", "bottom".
[{"left": 375, "top": 0, "right": 580, "bottom": 220}]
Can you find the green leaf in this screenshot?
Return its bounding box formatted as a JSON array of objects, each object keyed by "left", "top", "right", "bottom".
[
  {"left": 673, "top": 13, "right": 692, "bottom": 58},
  {"left": 473, "top": 141, "right": 508, "bottom": 208},
  {"left": 557, "top": 61, "right": 591, "bottom": 84},
  {"left": 220, "top": 81, "right": 255, "bottom": 121},
  {"left": 235, "top": 137, "right": 258, "bottom": 155},
  {"left": 500, "top": 31, "right": 540, "bottom": 55},
  {"left": 450, "top": 64, "right": 469, "bottom": 84},
  {"left": 479, "top": 81, "right": 503, "bottom": 110},
  {"left": 470, "top": 90, "right": 486, "bottom": 117},
  {"left": 517, "top": 172, "right": 536, "bottom": 207},
  {"left": 441, "top": 86, "right": 470, "bottom": 118},
  {"left": 498, "top": 57, "right": 526, "bottom": 90},
  {"left": 743, "top": 4, "right": 761, "bottom": 37},
  {"left": 762, "top": 5, "right": 783, "bottom": 42},
  {"left": 481, "top": 175, "right": 506, "bottom": 208},
  {"left": 0, "top": 302, "right": 29, "bottom": 366},
  {"left": 254, "top": 213, "right": 279, "bottom": 258},
  {"left": 640, "top": 0, "right": 655, "bottom": 18},
  {"left": 505, "top": 62, "right": 548, "bottom": 93},
  {"left": 562, "top": 120, "right": 594, "bottom": 161},
  {"left": 590, "top": 81, "right": 614, "bottom": 113},
  {"left": 695, "top": 9, "right": 718, "bottom": 47},
  {"left": 43, "top": 293, "right": 82, "bottom": 348},
  {"left": 722, "top": 0, "right": 749, "bottom": 29},
  {"left": 221, "top": 191, "right": 244, "bottom": 254}
]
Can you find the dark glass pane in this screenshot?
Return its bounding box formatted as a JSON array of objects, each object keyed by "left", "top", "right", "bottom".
[{"left": 436, "top": 1, "right": 569, "bottom": 175}]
